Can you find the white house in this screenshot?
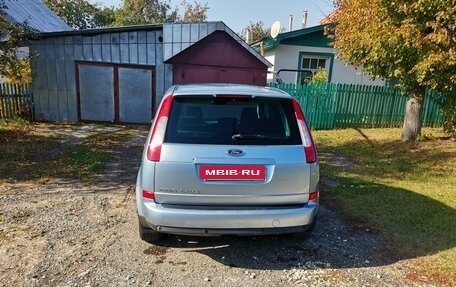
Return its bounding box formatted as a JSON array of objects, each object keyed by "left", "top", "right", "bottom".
[{"left": 252, "top": 25, "right": 385, "bottom": 86}]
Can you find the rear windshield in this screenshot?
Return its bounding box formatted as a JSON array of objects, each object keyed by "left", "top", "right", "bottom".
[{"left": 164, "top": 96, "right": 302, "bottom": 145}]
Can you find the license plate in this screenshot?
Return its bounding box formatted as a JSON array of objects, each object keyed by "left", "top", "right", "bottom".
[{"left": 199, "top": 165, "right": 266, "bottom": 181}]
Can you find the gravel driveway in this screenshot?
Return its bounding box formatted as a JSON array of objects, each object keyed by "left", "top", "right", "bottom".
[{"left": 0, "top": 124, "right": 440, "bottom": 287}]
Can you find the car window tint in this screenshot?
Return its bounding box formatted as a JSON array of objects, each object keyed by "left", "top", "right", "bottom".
[{"left": 164, "top": 96, "right": 302, "bottom": 145}]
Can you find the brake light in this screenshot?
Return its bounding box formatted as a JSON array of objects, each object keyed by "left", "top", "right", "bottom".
[
  {"left": 309, "top": 191, "right": 319, "bottom": 201},
  {"left": 147, "top": 95, "right": 173, "bottom": 161},
  {"left": 215, "top": 94, "right": 252, "bottom": 98},
  {"left": 292, "top": 99, "right": 317, "bottom": 163},
  {"left": 142, "top": 189, "right": 155, "bottom": 200}
]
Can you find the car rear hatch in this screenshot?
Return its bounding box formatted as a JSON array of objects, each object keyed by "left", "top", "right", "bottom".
[{"left": 147, "top": 93, "right": 317, "bottom": 206}]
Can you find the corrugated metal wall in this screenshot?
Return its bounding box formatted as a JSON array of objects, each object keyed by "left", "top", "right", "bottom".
[
  {"left": 30, "top": 29, "right": 171, "bottom": 122},
  {"left": 29, "top": 22, "right": 270, "bottom": 122}
]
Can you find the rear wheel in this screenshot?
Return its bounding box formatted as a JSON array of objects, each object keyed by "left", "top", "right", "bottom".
[
  {"left": 139, "top": 224, "right": 163, "bottom": 243},
  {"left": 302, "top": 219, "right": 316, "bottom": 239}
]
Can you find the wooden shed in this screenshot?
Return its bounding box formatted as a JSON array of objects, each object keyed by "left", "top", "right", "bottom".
[{"left": 30, "top": 22, "right": 271, "bottom": 123}]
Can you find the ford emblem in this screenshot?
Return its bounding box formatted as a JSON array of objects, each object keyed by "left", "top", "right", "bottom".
[{"left": 227, "top": 149, "right": 245, "bottom": 157}]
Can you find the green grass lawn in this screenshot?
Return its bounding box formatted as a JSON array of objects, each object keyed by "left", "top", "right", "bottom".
[
  {"left": 0, "top": 120, "right": 136, "bottom": 185},
  {"left": 313, "top": 127, "right": 456, "bottom": 283}
]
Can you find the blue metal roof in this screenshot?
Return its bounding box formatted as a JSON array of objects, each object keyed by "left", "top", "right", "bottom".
[{"left": 1, "top": 0, "right": 72, "bottom": 33}]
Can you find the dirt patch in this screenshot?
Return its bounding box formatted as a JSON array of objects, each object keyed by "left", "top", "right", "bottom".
[{"left": 319, "top": 151, "right": 356, "bottom": 171}]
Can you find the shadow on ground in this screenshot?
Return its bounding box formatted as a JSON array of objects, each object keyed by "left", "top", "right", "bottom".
[
  {"left": 145, "top": 202, "right": 392, "bottom": 271},
  {"left": 145, "top": 178, "right": 455, "bottom": 273}
]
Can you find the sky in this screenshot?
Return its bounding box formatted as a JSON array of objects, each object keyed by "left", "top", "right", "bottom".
[{"left": 93, "top": 0, "right": 334, "bottom": 33}]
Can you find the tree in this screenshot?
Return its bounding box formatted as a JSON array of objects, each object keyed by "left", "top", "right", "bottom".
[
  {"left": 240, "top": 21, "right": 270, "bottom": 44},
  {"left": 330, "top": 0, "right": 456, "bottom": 141},
  {"left": 114, "top": 0, "right": 173, "bottom": 26},
  {"left": 43, "top": 0, "right": 114, "bottom": 29},
  {"left": 178, "top": 0, "right": 208, "bottom": 22},
  {"left": 45, "top": 0, "right": 208, "bottom": 28},
  {"left": 311, "top": 68, "right": 328, "bottom": 83},
  {"left": 93, "top": 6, "right": 117, "bottom": 28},
  {"left": 113, "top": 0, "right": 209, "bottom": 26},
  {"left": 1, "top": 55, "right": 32, "bottom": 85},
  {"left": 0, "top": 1, "right": 34, "bottom": 84},
  {"left": 0, "top": 24, "right": 33, "bottom": 84}
]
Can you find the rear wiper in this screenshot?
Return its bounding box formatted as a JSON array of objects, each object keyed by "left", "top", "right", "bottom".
[{"left": 231, "top": 134, "right": 267, "bottom": 140}]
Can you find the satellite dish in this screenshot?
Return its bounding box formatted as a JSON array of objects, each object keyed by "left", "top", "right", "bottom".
[{"left": 270, "top": 21, "right": 281, "bottom": 39}]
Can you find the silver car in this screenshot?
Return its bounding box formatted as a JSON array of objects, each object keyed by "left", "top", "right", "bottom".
[{"left": 136, "top": 83, "right": 319, "bottom": 242}]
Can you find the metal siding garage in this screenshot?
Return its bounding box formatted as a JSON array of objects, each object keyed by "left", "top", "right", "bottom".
[
  {"left": 30, "top": 22, "right": 270, "bottom": 123},
  {"left": 30, "top": 27, "right": 166, "bottom": 123}
]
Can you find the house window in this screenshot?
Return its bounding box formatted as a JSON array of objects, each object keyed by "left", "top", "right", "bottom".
[{"left": 299, "top": 56, "right": 329, "bottom": 84}]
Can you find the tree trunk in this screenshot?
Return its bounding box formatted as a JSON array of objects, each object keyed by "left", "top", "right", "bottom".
[{"left": 401, "top": 86, "right": 426, "bottom": 141}]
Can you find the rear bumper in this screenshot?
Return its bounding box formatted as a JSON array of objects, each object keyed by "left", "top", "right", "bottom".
[{"left": 138, "top": 201, "right": 318, "bottom": 236}]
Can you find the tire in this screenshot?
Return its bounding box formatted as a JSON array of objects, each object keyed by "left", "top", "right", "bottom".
[
  {"left": 301, "top": 218, "right": 316, "bottom": 239},
  {"left": 139, "top": 224, "right": 163, "bottom": 243},
  {"left": 306, "top": 218, "right": 316, "bottom": 232}
]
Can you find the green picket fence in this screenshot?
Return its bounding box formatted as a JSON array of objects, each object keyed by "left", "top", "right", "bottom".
[
  {"left": 0, "top": 83, "right": 34, "bottom": 120},
  {"left": 269, "top": 82, "right": 445, "bottom": 130}
]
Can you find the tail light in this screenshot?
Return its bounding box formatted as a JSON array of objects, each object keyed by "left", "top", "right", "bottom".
[
  {"left": 147, "top": 95, "right": 173, "bottom": 161},
  {"left": 292, "top": 99, "right": 317, "bottom": 163},
  {"left": 309, "top": 191, "right": 319, "bottom": 201},
  {"left": 142, "top": 189, "right": 155, "bottom": 201}
]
